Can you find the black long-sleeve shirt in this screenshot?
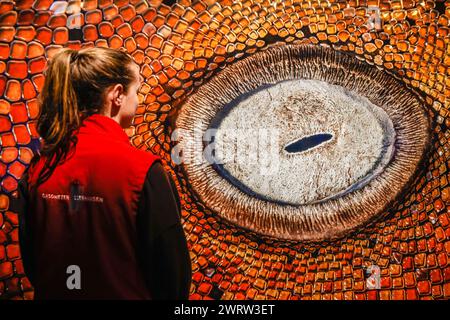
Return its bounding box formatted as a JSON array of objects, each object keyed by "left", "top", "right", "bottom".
[{"left": 13, "top": 162, "right": 192, "bottom": 300}]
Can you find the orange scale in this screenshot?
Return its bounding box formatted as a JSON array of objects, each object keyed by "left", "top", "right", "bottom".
[
  {"left": 145, "top": 47, "right": 160, "bottom": 60},
  {"left": 0, "top": 61, "right": 4, "bottom": 74},
  {"left": 146, "top": 75, "right": 158, "bottom": 87},
  {"left": 33, "top": 11, "right": 51, "bottom": 26},
  {"left": 0, "top": 162, "right": 6, "bottom": 177},
  {"left": 4, "top": 80, "right": 21, "bottom": 102},
  {"left": 110, "top": 15, "right": 124, "bottom": 28},
  {"left": 135, "top": 33, "right": 149, "bottom": 49},
  {"left": 32, "top": 0, "right": 53, "bottom": 10},
  {"left": 0, "top": 147, "right": 18, "bottom": 163},
  {"left": 155, "top": 71, "right": 168, "bottom": 84},
  {"left": 151, "top": 85, "right": 164, "bottom": 96},
  {"left": 35, "top": 27, "right": 52, "bottom": 45},
  {"left": 124, "top": 37, "right": 137, "bottom": 53},
  {"left": 22, "top": 79, "right": 37, "bottom": 100},
  {"left": 140, "top": 65, "right": 152, "bottom": 80},
  {"left": 168, "top": 78, "right": 182, "bottom": 89},
  {"left": 172, "top": 89, "right": 185, "bottom": 100},
  {"left": 1, "top": 132, "right": 15, "bottom": 148},
  {"left": 157, "top": 93, "right": 171, "bottom": 104},
  {"left": 117, "top": 23, "right": 133, "bottom": 38},
  {"left": 157, "top": 4, "right": 170, "bottom": 16},
  {"left": 82, "top": 25, "right": 98, "bottom": 42},
  {"left": 169, "top": 33, "right": 182, "bottom": 45},
  {"left": 133, "top": 115, "right": 144, "bottom": 125},
  {"left": 103, "top": 5, "right": 119, "bottom": 21},
  {"left": 150, "top": 11, "right": 164, "bottom": 24},
  {"left": 2, "top": 175, "right": 18, "bottom": 192},
  {"left": 15, "top": 26, "right": 36, "bottom": 42},
  {"left": 142, "top": 8, "right": 157, "bottom": 22},
  {"left": 67, "top": 41, "right": 82, "bottom": 50},
  {"left": 0, "top": 11, "right": 17, "bottom": 26},
  {"left": 150, "top": 34, "right": 164, "bottom": 49},
  {"left": 0, "top": 27, "right": 15, "bottom": 42},
  {"left": 95, "top": 39, "right": 108, "bottom": 47},
  {"left": 27, "top": 120, "right": 39, "bottom": 138},
  {"left": 10, "top": 41, "right": 27, "bottom": 59},
  {"left": 130, "top": 16, "right": 145, "bottom": 32},
  {"left": 159, "top": 54, "right": 172, "bottom": 67},
  {"left": 135, "top": 123, "right": 149, "bottom": 135},
  {"left": 17, "top": 10, "right": 34, "bottom": 25},
  {"left": 28, "top": 56, "right": 47, "bottom": 75},
  {"left": 0, "top": 43, "right": 9, "bottom": 59},
  {"left": 164, "top": 66, "right": 177, "bottom": 78},
  {"left": 150, "top": 59, "right": 162, "bottom": 73},
  {"left": 161, "top": 42, "right": 174, "bottom": 56},
  {"left": 47, "top": 14, "right": 67, "bottom": 28},
  {"left": 86, "top": 9, "right": 103, "bottom": 25},
  {"left": 114, "top": 0, "right": 128, "bottom": 8},
  {"left": 31, "top": 74, "right": 45, "bottom": 93},
  {"left": 26, "top": 99, "right": 39, "bottom": 119},
  {"left": 108, "top": 35, "right": 123, "bottom": 49},
  {"left": 8, "top": 161, "right": 27, "bottom": 180},
  {"left": 98, "top": 21, "right": 114, "bottom": 37},
  {"left": 13, "top": 124, "right": 31, "bottom": 145},
  {"left": 97, "top": 0, "right": 114, "bottom": 9},
  {"left": 0, "top": 1, "right": 14, "bottom": 13},
  {"left": 0, "top": 99, "right": 9, "bottom": 114},
  {"left": 119, "top": 5, "right": 136, "bottom": 21},
  {"left": 177, "top": 70, "right": 190, "bottom": 80},
  {"left": 172, "top": 58, "right": 184, "bottom": 70},
  {"left": 6, "top": 60, "right": 28, "bottom": 79},
  {"left": 0, "top": 115, "right": 11, "bottom": 132},
  {"left": 165, "top": 13, "right": 179, "bottom": 29},
  {"left": 131, "top": 50, "right": 144, "bottom": 64},
  {"left": 52, "top": 27, "right": 69, "bottom": 44},
  {"left": 9, "top": 102, "right": 28, "bottom": 124},
  {"left": 81, "top": 0, "right": 98, "bottom": 10}
]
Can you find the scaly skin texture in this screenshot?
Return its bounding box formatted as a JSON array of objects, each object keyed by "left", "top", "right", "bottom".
[{"left": 0, "top": 0, "right": 449, "bottom": 300}]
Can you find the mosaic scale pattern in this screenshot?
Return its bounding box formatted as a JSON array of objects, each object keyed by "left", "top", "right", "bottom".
[{"left": 0, "top": 0, "right": 449, "bottom": 300}]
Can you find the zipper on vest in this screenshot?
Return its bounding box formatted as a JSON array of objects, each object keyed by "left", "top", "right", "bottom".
[{"left": 69, "top": 179, "right": 82, "bottom": 213}]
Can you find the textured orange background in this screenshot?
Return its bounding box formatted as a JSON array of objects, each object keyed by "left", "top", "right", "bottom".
[{"left": 0, "top": 0, "right": 449, "bottom": 300}]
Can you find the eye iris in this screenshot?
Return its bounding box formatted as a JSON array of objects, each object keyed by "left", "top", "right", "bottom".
[
  {"left": 176, "top": 45, "right": 430, "bottom": 241},
  {"left": 211, "top": 79, "right": 396, "bottom": 205}
]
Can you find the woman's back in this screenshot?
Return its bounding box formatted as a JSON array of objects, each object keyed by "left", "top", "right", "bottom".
[
  {"left": 13, "top": 47, "right": 191, "bottom": 300},
  {"left": 24, "top": 114, "right": 160, "bottom": 299}
]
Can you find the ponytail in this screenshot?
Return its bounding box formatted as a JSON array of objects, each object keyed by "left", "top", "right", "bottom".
[{"left": 29, "top": 47, "right": 136, "bottom": 193}]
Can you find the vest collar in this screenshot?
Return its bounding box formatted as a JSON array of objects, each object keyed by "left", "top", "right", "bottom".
[{"left": 76, "top": 114, "right": 131, "bottom": 145}]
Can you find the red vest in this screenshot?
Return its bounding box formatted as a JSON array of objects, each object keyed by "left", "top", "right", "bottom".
[{"left": 26, "top": 114, "right": 160, "bottom": 299}]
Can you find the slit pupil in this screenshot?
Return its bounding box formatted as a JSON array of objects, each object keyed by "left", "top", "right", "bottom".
[{"left": 284, "top": 133, "right": 333, "bottom": 153}]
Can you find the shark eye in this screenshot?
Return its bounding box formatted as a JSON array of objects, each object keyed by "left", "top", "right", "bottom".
[{"left": 174, "top": 45, "right": 430, "bottom": 241}]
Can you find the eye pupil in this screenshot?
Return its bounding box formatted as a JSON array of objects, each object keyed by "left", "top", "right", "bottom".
[{"left": 284, "top": 133, "right": 333, "bottom": 153}]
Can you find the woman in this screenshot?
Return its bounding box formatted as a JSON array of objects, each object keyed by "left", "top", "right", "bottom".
[{"left": 12, "top": 47, "right": 192, "bottom": 300}]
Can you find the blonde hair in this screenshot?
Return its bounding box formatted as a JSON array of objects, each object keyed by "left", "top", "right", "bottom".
[{"left": 30, "top": 47, "right": 137, "bottom": 190}]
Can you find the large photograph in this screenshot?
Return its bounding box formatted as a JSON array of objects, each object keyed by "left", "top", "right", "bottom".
[{"left": 0, "top": 0, "right": 448, "bottom": 301}]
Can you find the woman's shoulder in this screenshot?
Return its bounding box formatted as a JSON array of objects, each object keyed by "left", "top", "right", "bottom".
[{"left": 107, "top": 143, "right": 161, "bottom": 174}]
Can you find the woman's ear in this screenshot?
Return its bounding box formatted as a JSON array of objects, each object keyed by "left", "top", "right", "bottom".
[
  {"left": 106, "top": 83, "right": 124, "bottom": 107},
  {"left": 113, "top": 84, "right": 125, "bottom": 106},
  {"left": 103, "top": 83, "right": 125, "bottom": 117}
]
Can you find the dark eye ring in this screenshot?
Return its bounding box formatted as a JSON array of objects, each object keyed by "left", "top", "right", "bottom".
[{"left": 174, "top": 44, "right": 431, "bottom": 241}]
